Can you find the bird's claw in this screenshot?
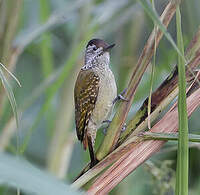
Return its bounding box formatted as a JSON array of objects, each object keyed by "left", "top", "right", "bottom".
[
  {"left": 102, "top": 120, "right": 111, "bottom": 135},
  {"left": 117, "top": 94, "right": 129, "bottom": 102},
  {"left": 113, "top": 88, "right": 129, "bottom": 104},
  {"left": 121, "top": 123, "right": 127, "bottom": 132},
  {"left": 102, "top": 120, "right": 112, "bottom": 124}
]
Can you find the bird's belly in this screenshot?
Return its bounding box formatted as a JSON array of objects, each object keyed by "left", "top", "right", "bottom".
[{"left": 90, "top": 73, "right": 117, "bottom": 128}]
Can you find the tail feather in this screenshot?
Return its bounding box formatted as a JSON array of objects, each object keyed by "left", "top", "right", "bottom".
[{"left": 82, "top": 134, "right": 88, "bottom": 150}]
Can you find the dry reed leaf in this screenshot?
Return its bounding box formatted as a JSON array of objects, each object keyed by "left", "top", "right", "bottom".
[{"left": 88, "top": 87, "right": 200, "bottom": 194}]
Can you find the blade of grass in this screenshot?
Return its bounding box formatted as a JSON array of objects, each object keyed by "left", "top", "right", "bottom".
[
  {"left": 0, "top": 62, "right": 21, "bottom": 195},
  {"left": 143, "top": 132, "right": 200, "bottom": 142},
  {"left": 0, "top": 62, "right": 21, "bottom": 156},
  {"left": 148, "top": 0, "right": 156, "bottom": 129},
  {"left": 0, "top": 153, "right": 81, "bottom": 195},
  {"left": 175, "top": 6, "right": 188, "bottom": 195},
  {"left": 138, "top": 0, "right": 185, "bottom": 63},
  {"left": 39, "top": 0, "right": 55, "bottom": 137},
  {"left": 0, "top": 62, "right": 21, "bottom": 87},
  {"left": 0, "top": 63, "right": 20, "bottom": 128},
  {"left": 39, "top": 0, "right": 54, "bottom": 78}
]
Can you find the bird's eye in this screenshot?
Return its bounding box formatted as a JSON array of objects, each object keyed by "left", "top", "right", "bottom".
[{"left": 93, "top": 46, "right": 97, "bottom": 51}]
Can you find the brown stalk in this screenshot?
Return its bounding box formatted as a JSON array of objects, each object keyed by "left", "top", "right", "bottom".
[
  {"left": 87, "top": 87, "right": 200, "bottom": 194},
  {"left": 96, "top": 0, "right": 178, "bottom": 161}
]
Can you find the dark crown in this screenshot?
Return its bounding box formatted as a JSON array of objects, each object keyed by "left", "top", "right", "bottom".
[{"left": 86, "top": 38, "right": 109, "bottom": 49}]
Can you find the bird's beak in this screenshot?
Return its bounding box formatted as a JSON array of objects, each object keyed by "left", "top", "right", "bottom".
[{"left": 103, "top": 43, "right": 115, "bottom": 52}]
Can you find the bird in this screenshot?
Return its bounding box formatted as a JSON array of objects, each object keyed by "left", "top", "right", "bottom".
[{"left": 74, "top": 38, "right": 117, "bottom": 166}]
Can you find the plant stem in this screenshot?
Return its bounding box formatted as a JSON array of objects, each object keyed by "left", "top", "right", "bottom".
[
  {"left": 175, "top": 6, "right": 189, "bottom": 195},
  {"left": 143, "top": 132, "right": 200, "bottom": 142},
  {"left": 39, "top": 0, "right": 54, "bottom": 78}
]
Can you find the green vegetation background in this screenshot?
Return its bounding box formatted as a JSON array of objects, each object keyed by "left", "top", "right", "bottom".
[{"left": 0, "top": 0, "right": 200, "bottom": 194}]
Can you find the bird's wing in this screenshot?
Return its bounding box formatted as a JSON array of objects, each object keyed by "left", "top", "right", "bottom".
[{"left": 74, "top": 69, "right": 100, "bottom": 150}]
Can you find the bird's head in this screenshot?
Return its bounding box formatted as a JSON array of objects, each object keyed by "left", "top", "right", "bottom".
[{"left": 83, "top": 38, "right": 115, "bottom": 70}]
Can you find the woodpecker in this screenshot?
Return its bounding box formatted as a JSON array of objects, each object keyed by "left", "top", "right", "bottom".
[{"left": 74, "top": 39, "right": 117, "bottom": 166}]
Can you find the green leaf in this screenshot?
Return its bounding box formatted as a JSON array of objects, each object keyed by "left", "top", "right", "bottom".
[
  {"left": 39, "top": 0, "right": 54, "bottom": 78},
  {"left": 0, "top": 63, "right": 20, "bottom": 128},
  {"left": 0, "top": 153, "right": 81, "bottom": 195},
  {"left": 138, "top": 0, "right": 186, "bottom": 63},
  {"left": 175, "top": 6, "right": 189, "bottom": 195},
  {"left": 143, "top": 132, "right": 200, "bottom": 142}
]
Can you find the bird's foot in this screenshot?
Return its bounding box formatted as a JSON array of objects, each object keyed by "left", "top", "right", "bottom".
[
  {"left": 102, "top": 120, "right": 112, "bottom": 135},
  {"left": 113, "top": 88, "right": 129, "bottom": 104},
  {"left": 102, "top": 120, "right": 112, "bottom": 124},
  {"left": 121, "top": 123, "right": 127, "bottom": 132}
]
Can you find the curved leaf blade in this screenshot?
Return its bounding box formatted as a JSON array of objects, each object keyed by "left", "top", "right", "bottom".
[{"left": 0, "top": 153, "right": 81, "bottom": 195}]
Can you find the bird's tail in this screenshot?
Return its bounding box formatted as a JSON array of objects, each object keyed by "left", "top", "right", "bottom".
[{"left": 82, "top": 134, "right": 88, "bottom": 150}]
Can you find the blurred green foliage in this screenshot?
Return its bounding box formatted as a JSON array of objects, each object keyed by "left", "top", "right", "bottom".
[{"left": 0, "top": 0, "right": 200, "bottom": 194}]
